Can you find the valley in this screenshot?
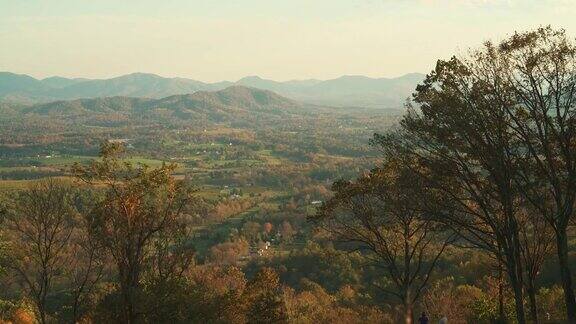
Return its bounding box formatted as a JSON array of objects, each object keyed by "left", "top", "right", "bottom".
[{"left": 0, "top": 86, "right": 400, "bottom": 262}]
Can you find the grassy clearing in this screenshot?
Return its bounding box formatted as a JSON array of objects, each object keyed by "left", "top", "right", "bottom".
[
  {"left": 125, "top": 157, "right": 170, "bottom": 167},
  {"left": 0, "top": 176, "right": 75, "bottom": 191},
  {"left": 256, "top": 150, "right": 283, "bottom": 165},
  {"left": 28, "top": 155, "right": 95, "bottom": 166}
]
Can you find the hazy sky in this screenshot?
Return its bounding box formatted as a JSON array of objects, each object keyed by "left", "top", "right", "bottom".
[{"left": 1, "top": 0, "right": 575, "bottom": 82}]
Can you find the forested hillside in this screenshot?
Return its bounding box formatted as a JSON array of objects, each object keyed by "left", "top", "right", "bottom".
[{"left": 4, "top": 86, "right": 304, "bottom": 124}]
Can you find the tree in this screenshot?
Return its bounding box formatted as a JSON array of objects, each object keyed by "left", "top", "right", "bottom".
[
  {"left": 73, "top": 142, "right": 196, "bottom": 323},
  {"left": 422, "top": 277, "right": 483, "bottom": 323},
  {"left": 65, "top": 202, "right": 107, "bottom": 323},
  {"left": 518, "top": 206, "right": 554, "bottom": 323},
  {"left": 376, "top": 122, "right": 531, "bottom": 321},
  {"left": 263, "top": 222, "right": 274, "bottom": 235},
  {"left": 242, "top": 221, "right": 262, "bottom": 242},
  {"left": 376, "top": 26, "right": 576, "bottom": 323},
  {"left": 1, "top": 179, "right": 76, "bottom": 324},
  {"left": 375, "top": 54, "right": 531, "bottom": 323},
  {"left": 242, "top": 267, "right": 288, "bottom": 324},
  {"left": 279, "top": 221, "right": 295, "bottom": 242},
  {"left": 312, "top": 160, "right": 452, "bottom": 324},
  {"left": 496, "top": 27, "right": 576, "bottom": 322}
]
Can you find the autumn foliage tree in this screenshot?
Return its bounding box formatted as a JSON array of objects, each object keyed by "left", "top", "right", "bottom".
[
  {"left": 73, "top": 142, "right": 196, "bottom": 324},
  {"left": 373, "top": 26, "right": 576, "bottom": 323},
  {"left": 312, "top": 159, "right": 452, "bottom": 324},
  {"left": 242, "top": 267, "right": 288, "bottom": 324},
  {"left": 1, "top": 179, "right": 77, "bottom": 324},
  {"left": 496, "top": 27, "right": 576, "bottom": 322}
]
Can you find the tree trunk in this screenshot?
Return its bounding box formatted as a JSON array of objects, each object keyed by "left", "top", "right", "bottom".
[
  {"left": 505, "top": 245, "right": 526, "bottom": 324},
  {"left": 403, "top": 302, "right": 413, "bottom": 324},
  {"left": 556, "top": 230, "right": 576, "bottom": 323},
  {"left": 498, "top": 263, "right": 506, "bottom": 324},
  {"left": 121, "top": 285, "right": 137, "bottom": 324},
  {"left": 526, "top": 277, "right": 539, "bottom": 324},
  {"left": 38, "top": 304, "right": 47, "bottom": 324},
  {"left": 507, "top": 219, "right": 527, "bottom": 324},
  {"left": 403, "top": 229, "right": 413, "bottom": 324},
  {"left": 37, "top": 286, "right": 48, "bottom": 324},
  {"left": 120, "top": 271, "right": 138, "bottom": 324},
  {"left": 510, "top": 280, "right": 526, "bottom": 324},
  {"left": 509, "top": 273, "right": 527, "bottom": 324},
  {"left": 72, "top": 297, "right": 79, "bottom": 324},
  {"left": 118, "top": 257, "right": 141, "bottom": 324},
  {"left": 121, "top": 284, "right": 131, "bottom": 324}
]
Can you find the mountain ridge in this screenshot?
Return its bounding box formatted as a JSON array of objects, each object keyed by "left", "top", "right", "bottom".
[
  {"left": 12, "top": 85, "right": 305, "bottom": 125},
  {"left": 0, "top": 71, "right": 425, "bottom": 108}
]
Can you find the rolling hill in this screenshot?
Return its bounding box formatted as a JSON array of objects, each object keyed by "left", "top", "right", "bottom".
[{"left": 13, "top": 86, "right": 304, "bottom": 125}]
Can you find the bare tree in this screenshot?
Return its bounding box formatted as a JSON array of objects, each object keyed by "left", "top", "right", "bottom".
[
  {"left": 1, "top": 179, "right": 76, "bottom": 324},
  {"left": 312, "top": 160, "right": 453, "bottom": 324},
  {"left": 65, "top": 214, "right": 107, "bottom": 323}
]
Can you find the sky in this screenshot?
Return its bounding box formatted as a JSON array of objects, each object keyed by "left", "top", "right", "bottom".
[{"left": 1, "top": 0, "right": 576, "bottom": 82}]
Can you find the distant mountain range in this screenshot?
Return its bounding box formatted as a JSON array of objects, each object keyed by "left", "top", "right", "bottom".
[
  {"left": 0, "top": 71, "right": 425, "bottom": 108},
  {"left": 2, "top": 86, "right": 307, "bottom": 125}
]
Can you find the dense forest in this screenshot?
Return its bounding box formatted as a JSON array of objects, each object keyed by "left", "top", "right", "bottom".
[{"left": 1, "top": 27, "right": 576, "bottom": 324}]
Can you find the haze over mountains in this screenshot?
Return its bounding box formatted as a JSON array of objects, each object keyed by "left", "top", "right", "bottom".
[
  {"left": 0, "top": 71, "right": 424, "bottom": 109},
  {"left": 1, "top": 86, "right": 310, "bottom": 127}
]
